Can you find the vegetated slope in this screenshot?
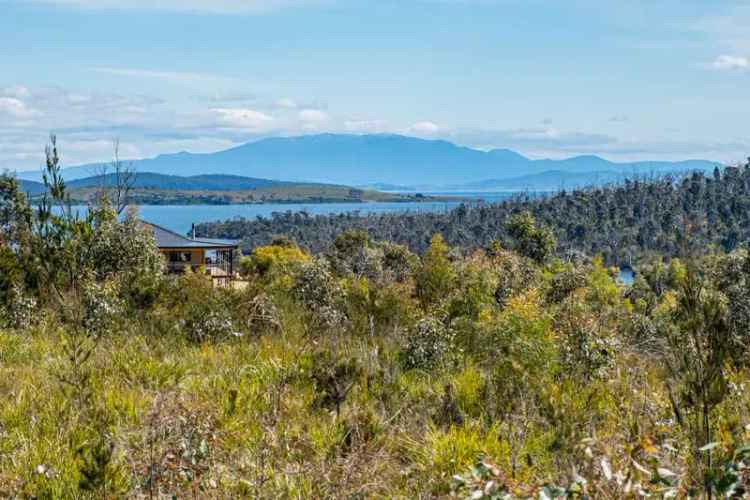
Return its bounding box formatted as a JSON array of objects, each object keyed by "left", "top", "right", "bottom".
[
  {"left": 56, "top": 185, "right": 451, "bottom": 205},
  {"left": 196, "top": 164, "right": 750, "bottom": 263},
  {"left": 14, "top": 133, "right": 718, "bottom": 186},
  {"left": 66, "top": 172, "right": 293, "bottom": 191},
  {"left": 23, "top": 171, "right": 456, "bottom": 205},
  {"left": 453, "top": 170, "right": 631, "bottom": 191},
  {"left": 17, "top": 179, "right": 46, "bottom": 195}
]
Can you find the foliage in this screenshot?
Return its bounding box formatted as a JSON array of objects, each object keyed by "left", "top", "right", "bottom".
[
  {"left": 7, "top": 142, "right": 750, "bottom": 497},
  {"left": 506, "top": 211, "right": 556, "bottom": 264},
  {"left": 402, "top": 315, "right": 457, "bottom": 370},
  {"left": 416, "top": 234, "right": 456, "bottom": 308},
  {"left": 663, "top": 268, "right": 735, "bottom": 491},
  {"left": 241, "top": 237, "right": 311, "bottom": 278},
  {"left": 290, "top": 257, "right": 346, "bottom": 329},
  {"left": 195, "top": 161, "right": 750, "bottom": 265},
  {"left": 0, "top": 283, "right": 38, "bottom": 330}
]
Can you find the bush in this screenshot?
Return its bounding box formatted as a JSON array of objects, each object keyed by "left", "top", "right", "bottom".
[
  {"left": 380, "top": 242, "right": 419, "bottom": 283},
  {"left": 181, "top": 298, "right": 238, "bottom": 343},
  {"left": 327, "top": 230, "right": 418, "bottom": 284},
  {"left": 291, "top": 257, "right": 346, "bottom": 329},
  {"left": 402, "top": 316, "right": 457, "bottom": 370},
  {"left": 242, "top": 292, "right": 282, "bottom": 334},
  {"left": 416, "top": 234, "right": 456, "bottom": 308},
  {"left": 0, "top": 283, "right": 37, "bottom": 330},
  {"left": 506, "top": 211, "right": 556, "bottom": 264},
  {"left": 81, "top": 279, "right": 124, "bottom": 336},
  {"left": 242, "top": 239, "right": 311, "bottom": 278}
]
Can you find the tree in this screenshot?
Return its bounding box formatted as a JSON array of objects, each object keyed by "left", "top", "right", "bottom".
[
  {"left": 415, "top": 234, "right": 455, "bottom": 308},
  {"left": 93, "top": 139, "right": 136, "bottom": 215},
  {"left": 0, "top": 173, "right": 32, "bottom": 248},
  {"left": 0, "top": 174, "right": 33, "bottom": 305},
  {"left": 663, "top": 269, "right": 733, "bottom": 496},
  {"left": 506, "top": 211, "right": 556, "bottom": 264}
]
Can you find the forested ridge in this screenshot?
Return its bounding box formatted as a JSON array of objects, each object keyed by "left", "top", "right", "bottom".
[{"left": 197, "top": 162, "right": 750, "bottom": 264}]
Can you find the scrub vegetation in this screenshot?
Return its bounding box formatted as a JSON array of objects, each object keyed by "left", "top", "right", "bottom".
[
  {"left": 3, "top": 141, "right": 750, "bottom": 498},
  {"left": 197, "top": 162, "right": 750, "bottom": 265}
]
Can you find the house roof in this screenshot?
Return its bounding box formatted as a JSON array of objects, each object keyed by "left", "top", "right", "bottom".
[{"left": 141, "top": 221, "right": 239, "bottom": 249}]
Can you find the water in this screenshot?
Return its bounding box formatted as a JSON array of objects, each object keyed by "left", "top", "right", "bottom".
[
  {"left": 67, "top": 191, "right": 522, "bottom": 235},
  {"left": 618, "top": 266, "right": 635, "bottom": 285}
]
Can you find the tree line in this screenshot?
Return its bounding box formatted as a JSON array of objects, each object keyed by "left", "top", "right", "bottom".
[{"left": 196, "top": 162, "right": 750, "bottom": 264}]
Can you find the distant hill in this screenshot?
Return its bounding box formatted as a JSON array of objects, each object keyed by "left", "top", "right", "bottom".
[
  {"left": 15, "top": 171, "right": 458, "bottom": 206},
  {"left": 356, "top": 182, "right": 418, "bottom": 192},
  {"left": 18, "top": 179, "right": 46, "bottom": 195},
  {"left": 65, "top": 172, "right": 301, "bottom": 191},
  {"left": 13, "top": 134, "right": 720, "bottom": 187},
  {"left": 15, "top": 173, "right": 294, "bottom": 195},
  {"left": 454, "top": 170, "right": 635, "bottom": 191}
]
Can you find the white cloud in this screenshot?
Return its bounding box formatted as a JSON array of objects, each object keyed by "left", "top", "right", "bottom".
[
  {"left": 298, "top": 109, "right": 330, "bottom": 122},
  {"left": 1, "top": 86, "right": 32, "bottom": 99},
  {"left": 509, "top": 127, "right": 561, "bottom": 140},
  {"left": 0, "top": 97, "right": 40, "bottom": 119},
  {"left": 29, "top": 0, "right": 326, "bottom": 14},
  {"left": 91, "top": 67, "right": 237, "bottom": 84},
  {"left": 449, "top": 127, "right": 616, "bottom": 151},
  {"left": 210, "top": 108, "right": 274, "bottom": 130},
  {"left": 2, "top": 81, "right": 743, "bottom": 173},
  {"left": 200, "top": 91, "right": 256, "bottom": 103},
  {"left": 409, "top": 121, "right": 440, "bottom": 134},
  {"left": 276, "top": 98, "right": 298, "bottom": 109},
  {"left": 711, "top": 55, "right": 750, "bottom": 71},
  {"left": 344, "top": 119, "right": 389, "bottom": 133}
]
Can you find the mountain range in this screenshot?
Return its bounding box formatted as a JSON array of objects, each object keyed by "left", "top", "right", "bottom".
[{"left": 13, "top": 134, "right": 720, "bottom": 189}]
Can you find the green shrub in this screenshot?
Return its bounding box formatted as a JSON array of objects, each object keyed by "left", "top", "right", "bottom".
[
  {"left": 416, "top": 234, "right": 456, "bottom": 308},
  {"left": 291, "top": 257, "right": 346, "bottom": 329},
  {"left": 181, "top": 298, "right": 238, "bottom": 343},
  {"left": 402, "top": 316, "right": 457, "bottom": 370}
]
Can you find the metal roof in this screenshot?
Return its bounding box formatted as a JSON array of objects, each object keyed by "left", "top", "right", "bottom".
[
  {"left": 195, "top": 237, "right": 242, "bottom": 246},
  {"left": 141, "top": 221, "right": 239, "bottom": 249}
]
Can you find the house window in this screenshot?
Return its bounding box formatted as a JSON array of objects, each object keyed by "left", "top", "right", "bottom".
[{"left": 168, "top": 251, "right": 192, "bottom": 263}]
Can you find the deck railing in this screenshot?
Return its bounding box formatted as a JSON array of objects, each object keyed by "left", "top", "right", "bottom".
[{"left": 164, "top": 261, "right": 233, "bottom": 276}]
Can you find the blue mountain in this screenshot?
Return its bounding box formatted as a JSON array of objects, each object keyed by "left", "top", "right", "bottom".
[{"left": 14, "top": 133, "right": 719, "bottom": 187}]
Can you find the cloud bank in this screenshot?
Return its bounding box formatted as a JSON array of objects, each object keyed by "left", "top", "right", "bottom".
[
  {"left": 1, "top": 83, "right": 746, "bottom": 173},
  {"left": 712, "top": 55, "right": 750, "bottom": 71}
]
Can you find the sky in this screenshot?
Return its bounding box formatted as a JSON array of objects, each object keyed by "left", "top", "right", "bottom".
[{"left": 1, "top": 0, "right": 749, "bottom": 171}]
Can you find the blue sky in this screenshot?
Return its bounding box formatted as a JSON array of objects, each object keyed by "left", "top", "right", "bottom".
[{"left": 1, "top": 0, "right": 749, "bottom": 170}]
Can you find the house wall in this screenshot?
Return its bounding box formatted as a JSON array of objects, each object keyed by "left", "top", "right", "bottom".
[{"left": 160, "top": 248, "right": 205, "bottom": 271}]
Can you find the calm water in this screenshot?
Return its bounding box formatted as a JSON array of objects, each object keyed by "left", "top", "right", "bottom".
[
  {"left": 618, "top": 266, "right": 636, "bottom": 285},
  {"left": 70, "top": 192, "right": 523, "bottom": 235}
]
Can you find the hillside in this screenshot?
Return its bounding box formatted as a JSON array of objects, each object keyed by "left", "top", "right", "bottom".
[
  {"left": 454, "top": 170, "right": 630, "bottom": 191},
  {"left": 54, "top": 185, "right": 452, "bottom": 205},
  {"left": 196, "top": 163, "right": 749, "bottom": 264},
  {"left": 18, "top": 179, "right": 46, "bottom": 195},
  {"left": 20, "top": 171, "right": 458, "bottom": 205},
  {"left": 66, "top": 172, "right": 292, "bottom": 191},
  {"left": 13, "top": 134, "right": 719, "bottom": 187}
]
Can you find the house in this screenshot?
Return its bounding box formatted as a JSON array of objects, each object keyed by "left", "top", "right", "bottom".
[{"left": 141, "top": 221, "right": 240, "bottom": 282}]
